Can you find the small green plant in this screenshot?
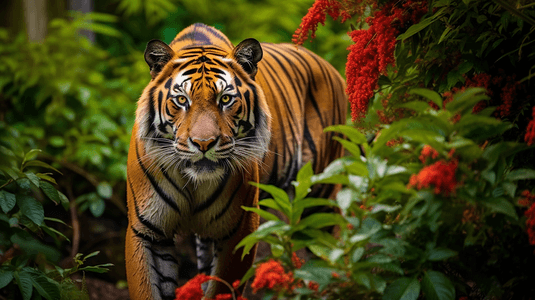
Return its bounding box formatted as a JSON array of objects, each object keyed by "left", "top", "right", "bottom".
[{"left": 0, "top": 124, "right": 113, "bottom": 300}]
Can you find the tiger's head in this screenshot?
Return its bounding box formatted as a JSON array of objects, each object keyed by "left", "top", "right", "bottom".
[{"left": 136, "top": 38, "right": 271, "bottom": 184}]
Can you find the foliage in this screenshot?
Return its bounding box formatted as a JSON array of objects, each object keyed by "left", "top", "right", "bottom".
[
  {"left": 0, "top": 125, "right": 113, "bottom": 300},
  {"left": 234, "top": 88, "right": 535, "bottom": 299},
  {"left": 0, "top": 13, "right": 146, "bottom": 217}
]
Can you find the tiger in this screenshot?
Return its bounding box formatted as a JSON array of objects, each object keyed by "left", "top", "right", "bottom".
[{"left": 125, "top": 23, "right": 347, "bottom": 299}]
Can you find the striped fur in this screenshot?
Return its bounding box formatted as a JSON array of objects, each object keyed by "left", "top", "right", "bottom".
[{"left": 126, "top": 23, "right": 347, "bottom": 299}]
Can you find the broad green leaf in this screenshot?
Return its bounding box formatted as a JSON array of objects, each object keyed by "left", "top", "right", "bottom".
[
  {"left": 506, "top": 169, "right": 535, "bottom": 181},
  {"left": 409, "top": 89, "right": 443, "bottom": 109},
  {"left": 445, "top": 87, "right": 487, "bottom": 114},
  {"left": 328, "top": 248, "right": 345, "bottom": 264},
  {"left": 35, "top": 173, "right": 57, "bottom": 185},
  {"left": 351, "top": 247, "right": 365, "bottom": 263},
  {"left": 324, "top": 124, "right": 367, "bottom": 144},
  {"left": 427, "top": 248, "right": 457, "bottom": 261},
  {"left": 242, "top": 206, "right": 281, "bottom": 222},
  {"left": 483, "top": 197, "right": 518, "bottom": 220},
  {"left": 383, "top": 277, "right": 420, "bottom": 300},
  {"left": 333, "top": 136, "right": 361, "bottom": 157},
  {"left": 89, "top": 197, "right": 105, "bottom": 218},
  {"left": 294, "top": 259, "right": 339, "bottom": 288},
  {"left": 0, "top": 269, "right": 13, "bottom": 289},
  {"left": 397, "top": 7, "right": 447, "bottom": 41},
  {"left": 235, "top": 220, "right": 288, "bottom": 258},
  {"left": 22, "top": 149, "right": 41, "bottom": 166},
  {"left": 250, "top": 182, "right": 291, "bottom": 218},
  {"left": 292, "top": 198, "right": 337, "bottom": 223},
  {"left": 84, "top": 251, "right": 101, "bottom": 260},
  {"left": 398, "top": 101, "right": 433, "bottom": 113},
  {"left": 0, "top": 190, "right": 16, "bottom": 213},
  {"left": 421, "top": 270, "right": 455, "bottom": 300},
  {"left": 26, "top": 268, "right": 60, "bottom": 300},
  {"left": 17, "top": 195, "right": 44, "bottom": 225},
  {"left": 24, "top": 173, "right": 40, "bottom": 188},
  {"left": 336, "top": 188, "right": 357, "bottom": 212},
  {"left": 298, "top": 213, "right": 346, "bottom": 229},
  {"left": 40, "top": 181, "right": 61, "bottom": 204},
  {"left": 23, "top": 160, "right": 61, "bottom": 174},
  {"left": 14, "top": 270, "right": 33, "bottom": 300},
  {"left": 97, "top": 182, "right": 113, "bottom": 199}
]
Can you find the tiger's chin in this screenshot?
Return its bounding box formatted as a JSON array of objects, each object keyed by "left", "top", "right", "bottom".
[{"left": 182, "top": 159, "right": 227, "bottom": 184}]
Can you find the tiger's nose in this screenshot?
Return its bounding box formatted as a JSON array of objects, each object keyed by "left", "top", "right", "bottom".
[{"left": 190, "top": 137, "right": 218, "bottom": 152}]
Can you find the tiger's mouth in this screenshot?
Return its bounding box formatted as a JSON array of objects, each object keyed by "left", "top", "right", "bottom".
[
  {"left": 182, "top": 158, "right": 227, "bottom": 182},
  {"left": 191, "top": 158, "right": 220, "bottom": 172}
]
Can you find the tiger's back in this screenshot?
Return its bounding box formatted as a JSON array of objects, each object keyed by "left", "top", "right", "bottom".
[{"left": 125, "top": 23, "right": 346, "bottom": 300}]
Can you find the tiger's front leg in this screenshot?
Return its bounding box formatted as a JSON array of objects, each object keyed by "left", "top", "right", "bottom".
[
  {"left": 125, "top": 223, "right": 180, "bottom": 300},
  {"left": 203, "top": 209, "right": 259, "bottom": 297}
]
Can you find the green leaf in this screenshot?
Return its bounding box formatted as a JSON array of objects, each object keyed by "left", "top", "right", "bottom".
[
  {"left": 398, "top": 101, "right": 433, "bottom": 113},
  {"left": 78, "top": 263, "right": 114, "bottom": 273},
  {"left": 427, "top": 248, "right": 457, "bottom": 261},
  {"left": 89, "top": 197, "right": 105, "bottom": 218},
  {"left": 14, "top": 270, "right": 33, "bottom": 300},
  {"left": 383, "top": 277, "right": 420, "bottom": 300},
  {"left": 24, "top": 173, "right": 39, "bottom": 188},
  {"left": 445, "top": 87, "right": 488, "bottom": 114},
  {"left": 242, "top": 206, "right": 281, "bottom": 222},
  {"left": 0, "top": 190, "right": 17, "bottom": 213},
  {"left": 0, "top": 269, "right": 13, "bottom": 289},
  {"left": 506, "top": 169, "right": 535, "bottom": 181},
  {"left": 26, "top": 268, "right": 61, "bottom": 300},
  {"left": 97, "top": 182, "right": 113, "bottom": 199},
  {"left": 23, "top": 161, "right": 61, "bottom": 175},
  {"left": 17, "top": 195, "right": 44, "bottom": 225},
  {"left": 332, "top": 136, "right": 362, "bottom": 157},
  {"left": 250, "top": 182, "right": 291, "bottom": 218},
  {"left": 324, "top": 125, "right": 367, "bottom": 144},
  {"left": 421, "top": 270, "right": 455, "bottom": 300},
  {"left": 40, "top": 181, "right": 61, "bottom": 204},
  {"left": 298, "top": 213, "right": 346, "bottom": 229},
  {"left": 483, "top": 197, "right": 518, "bottom": 220},
  {"left": 22, "top": 149, "right": 41, "bottom": 166},
  {"left": 397, "top": 7, "right": 447, "bottom": 41}
]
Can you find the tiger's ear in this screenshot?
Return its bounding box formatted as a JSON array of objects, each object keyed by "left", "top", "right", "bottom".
[
  {"left": 232, "top": 38, "right": 263, "bottom": 78},
  {"left": 144, "top": 40, "right": 175, "bottom": 79}
]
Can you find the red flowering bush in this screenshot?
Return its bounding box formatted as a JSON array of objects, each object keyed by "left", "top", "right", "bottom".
[
  {"left": 408, "top": 159, "right": 458, "bottom": 196},
  {"left": 236, "top": 88, "right": 535, "bottom": 300}
]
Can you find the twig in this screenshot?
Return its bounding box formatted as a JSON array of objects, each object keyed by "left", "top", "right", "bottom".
[{"left": 66, "top": 181, "right": 80, "bottom": 259}]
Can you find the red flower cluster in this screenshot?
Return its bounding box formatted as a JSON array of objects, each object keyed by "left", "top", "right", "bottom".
[
  {"left": 408, "top": 159, "right": 458, "bottom": 196},
  {"left": 419, "top": 145, "right": 439, "bottom": 163},
  {"left": 518, "top": 190, "right": 535, "bottom": 245},
  {"left": 525, "top": 106, "right": 535, "bottom": 146},
  {"left": 441, "top": 72, "right": 521, "bottom": 117},
  {"left": 250, "top": 259, "right": 294, "bottom": 294},
  {"left": 291, "top": 252, "right": 304, "bottom": 269},
  {"left": 346, "top": 1, "right": 427, "bottom": 121},
  {"left": 525, "top": 202, "right": 535, "bottom": 245},
  {"left": 174, "top": 274, "right": 247, "bottom": 300},
  {"left": 292, "top": 0, "right": 352, "bottom": 45}
]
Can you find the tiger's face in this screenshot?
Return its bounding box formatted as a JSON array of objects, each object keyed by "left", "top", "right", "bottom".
[{"left": 137, "top": 39, "right": 271, "bottom": 184}]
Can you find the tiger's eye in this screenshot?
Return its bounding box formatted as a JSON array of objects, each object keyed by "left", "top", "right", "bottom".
[
  {"left": 177, "top": 96, "right": 187, "bottom": 104},
  {"left": 221, "top": 95, "right": 231, "bottom": 103}
]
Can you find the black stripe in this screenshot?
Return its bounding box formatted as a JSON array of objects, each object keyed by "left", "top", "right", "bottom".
[
  {"left": 303, "top": 118, "right": 317, "bottom": 162},
  {"left": 203, "top": 24, "right": 233, "bottom": 48},
  {"left": 193, "top": 173, "right": 230, "bottom": 214},
  {"left": 128, "top": 178, "right": 166, "bottom": 237},
  {"left": 135, "top": 141, "right": 182, "bottom": 214},
  {"left": 151, "top": 251, "right": 179, "bottom": 264},
  {"left": 160, "top": 167, "right": 193, "bottom": 211},
  {"left": 220, "top": 211, "right": 245, "bottom": 241},
  {"left": 131, "top": 227, "right": 175, "bottom": 247},
  {"left": 151, "top": 265, "right": 178, "bottom": 284},
  {"left": 210, "top": 183, "right": 241, "bottom": 224}
]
